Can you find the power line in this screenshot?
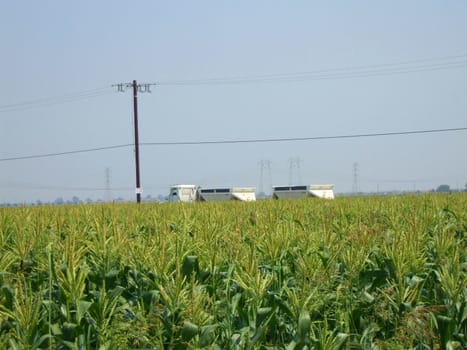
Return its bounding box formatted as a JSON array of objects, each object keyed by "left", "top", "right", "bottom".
[
  {"left": 0, "top": 184, "right": 132, "bottom": 191},
  {"left": 0, "top": 182, "right": 169, "bottom": 191},
  {"left": 361, "top": 177, "right": 442, "bottom": 184},
  {"left": 0, "top": 144, "right": 132, "bottom": 162},
  {"left": 141, "top": 127, "right": 467, "bottom": 146},
  {"left": 1, "top": 54, "right": 466, "bottom": 114},
  {"left": 157, "top": 54, "right": 467, "bottom": 86},
  {"left": 0, "top": 87, "right": 113, "bottom": 113},
  {"left": 1, "top": 127, "right": 466, "bottom": 163}
]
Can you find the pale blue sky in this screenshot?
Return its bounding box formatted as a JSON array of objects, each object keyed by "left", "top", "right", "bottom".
[{"left": 1, "top": 1, "right": 466, "bottom": 203}]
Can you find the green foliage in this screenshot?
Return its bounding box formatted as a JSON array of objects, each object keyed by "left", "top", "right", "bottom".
[{"left": 0, "top": 193, "right": 465, "bottom": 348}]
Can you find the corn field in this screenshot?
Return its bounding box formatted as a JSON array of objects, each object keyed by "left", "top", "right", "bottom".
[{"left": 0, "top": 193, "right": 465, "bottom": 349}]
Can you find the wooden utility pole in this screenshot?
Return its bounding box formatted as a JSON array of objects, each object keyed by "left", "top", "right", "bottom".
[
  {"left": 113, "top": 81, "right": 155, "bottom": 203},
  {"left": 132, "top": 80, "right": 142, "bottom": 203}
]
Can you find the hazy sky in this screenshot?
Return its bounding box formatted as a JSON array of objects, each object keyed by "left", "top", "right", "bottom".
[{"left": 1, "top": 1, "right": 466, "bottom": 203}]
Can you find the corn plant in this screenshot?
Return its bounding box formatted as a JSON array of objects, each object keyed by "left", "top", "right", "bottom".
[{"left": 0, "top": 193, "right": 465, "bottom": 349}]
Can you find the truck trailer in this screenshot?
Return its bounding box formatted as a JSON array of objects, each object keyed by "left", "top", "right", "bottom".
[
  {"left": 168, "top": 185, "right": 256, "bottom": 202},
  {"left": 272, "top": 184, "right": 335, "bottom": 199}
]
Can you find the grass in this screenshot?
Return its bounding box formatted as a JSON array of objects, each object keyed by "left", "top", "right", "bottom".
[{"left": 0, "top": 193, "right": 465, "bottom": 349}]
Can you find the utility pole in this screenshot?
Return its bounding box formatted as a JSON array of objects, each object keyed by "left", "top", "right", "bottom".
[
  {"left": 105, "top": 167, "right": 112, "bottom": 202},
  {"left": 132, "top": 80, "right": 141, "bottom": 204},
  {"left": 288, "top": 157, "right": 302, "bottom": 185},
  {"left": 258, "top": 159, "right": 272, "bottom": 195},
  {"left": 113, "top": 80, "right": 155, "bottom": 203},
  {"left": 352, "top": 162, "right": 359, "bottom": 194}
]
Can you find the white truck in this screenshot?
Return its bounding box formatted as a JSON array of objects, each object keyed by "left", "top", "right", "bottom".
[
  {"left": 168, "top": 185, "right": 256, "bottom": 202},
  {"left": 272, "top": 184, "right": 335, "bottom": 199},
  {"left": 168, "top": 184, "right": 198, "bottom": 202}
]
